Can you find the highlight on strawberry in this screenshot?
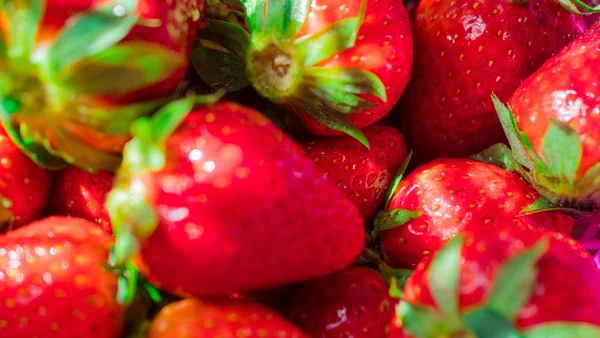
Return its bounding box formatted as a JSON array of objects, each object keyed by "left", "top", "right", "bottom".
[
  {"left": 0, "top": 0, "right": 203, "bottom": 172},
  {"left": 192, "top": 0, "right": 414, "bottom": 145}
]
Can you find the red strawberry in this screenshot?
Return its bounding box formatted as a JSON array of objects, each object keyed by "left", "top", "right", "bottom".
[
  {"left": 0, "top": 127, "right": 52, "bottom": 230},
  {"left": 47, "top": 166, "right": 114, "bottom": 233},
  {"left": 394, "top": 224, "right": 600, "bottom": 337},
  {"left": 301, "top": 125, "right": 407, "bottom": 220},
  {"left": 107, "top": 95, "right": 365, "bottom": 297},
  {"left": 377, "top": 158, "right": 574, "bottom": 268},
  {"left": 148, "top": 298, "right": 307, "bottom": 338},
  {"left": 287, "top": 266, "right": 396, "bottom": 337},
  {"left": 494, "top": 21, "right": 600, "bottom": 209},
  {"left": 193, "top": 0, "right": 413, "bottom": 145},
  {"left": 0, "top": 216, "right": 124, "bottom": 337},
  {"left": 400, "top": 0, "right": 585, "bottom": 163},
  {"left": 0, "top": 0, "right": 203, "bottom": 171}
]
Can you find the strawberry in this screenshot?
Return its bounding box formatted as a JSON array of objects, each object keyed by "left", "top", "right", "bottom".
[
  {"left": 400, "top": 0, "right": 585, "bottom": 163},
  {"left": 106, "top": 94, "right": 365, "bottom": 298},
  {"left": 47, "top": 166, "right": 114, "bottom": 233},
  {"left": 192, "top": 0, "right": 413, "bottom": 146},
  {"left": 0, "top": 216, "right": 124, "bottom": 337},
  {"left": 376, "top": 158, "right": 575, "bottom": 268},
  {"left": 0, "top": 126, "right": 52, "bottom": 230},
  {"left": 493, "top": 21, "right": 600, "bottom": 209},
  {"left": 300, "top": 125, "right": 407, "bottom": 220},
  {"left": 148, "top": 298, "right": 307, "bottom": 338},
  {"left": 393, "top": 224, "right": 600, "bottom": 337},
  {"left": 0, "top": 0, "right": 203, "bottom": 171},
  {"left": 287, "top": 266, "right": 396, "bottom": 337}
]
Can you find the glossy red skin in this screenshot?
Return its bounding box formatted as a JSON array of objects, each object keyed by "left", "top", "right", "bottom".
[
  {"left": 135, "top": 101, "right": 365, "bottom": 297},
  {"left": 47, "top": 166, "right": 114, "bottom": 233},
  {"left": 510, "top": 22, "right": 600, "bottom": 178},
  {"left": 400, "top": 225, "right": 600, "bottom": 334},
  {"left": 0, "top": 128, "right": 52, "bottom": 229},
  {"left": 288, "top": 0, "right": 413, "bottom": 135},
  {"left": 0, "top": 217, "right": 123, "bottom": 337},
  {"left": 149, "top": 299, "right": 307, "bottom": 338},
  {"left": 288, "top": 266, "right": 396, "bottom": 338},
  {"left": 379, "top": 158, "right": 575, "bottom": 268},
  {"left": 301, "top": 125, "right": 407, "bottom": 220},
  {"left": 34, "top": 0, "right": 203, "bottom": 104},
  {"left": 400, "top": 0, "right": 585, "bottom": 163}
]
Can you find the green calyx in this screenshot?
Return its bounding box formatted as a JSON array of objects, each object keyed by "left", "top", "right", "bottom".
[
  {"left": 557, "top": 0, "right": 600, "bottom": 15},
  {"left": 107, "top": 91, "right": 224, "bottom": 267},
  {"left": 393, "top": 235, "right": 552, "bottom": 338},
  {"left": 0, "top": 0, "right": 186, "bottom": 171},
  {"left": 194, "top": 0, "right": 387, "bottom": 147},
  {"left": 492, "top": 94, "right": 599, "bottom": 210}
]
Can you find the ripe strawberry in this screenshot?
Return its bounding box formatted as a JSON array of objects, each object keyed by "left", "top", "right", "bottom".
[
  {"left": 394, "top": 224, "right": 600, "bottom": 337},
  {"left": 287, "top": 266, "right": 396, "bottom": 337},
  {"left": 494, "top": 21, "right": 600, "bottom": 209},
  {"left": 0, "top": 127, "right": 52, "bottom": 230},
  {"left": 107, "top": 95, "right": 365, "bottom": 297},
  {"left": 301, "top": 125, "right": 407, "bottom": 220},
  {"left": 193, "top": 0, "right": 413, "bottom": 145},
  {"left": 377, "top": 158, "right": 574, "bottom": 268},
  {"left": 148, "top": 298, "right": 307, "bottom": 338},
  {"left": 0, "top": 216, "right": 124, "bottom": 337},
  {"left": 47, "top": 166, "right": 114, "bottom": 233},
  {"left": 400, "top": 0, "right": 585, "bottom": 163},
  {"left": 0, "top": 0, "right": 203, "bottom": 171}
]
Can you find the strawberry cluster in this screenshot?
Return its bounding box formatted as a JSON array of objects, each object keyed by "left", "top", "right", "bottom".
[{"left": 0, "top": 0, "right": 599, "bottom": 337}]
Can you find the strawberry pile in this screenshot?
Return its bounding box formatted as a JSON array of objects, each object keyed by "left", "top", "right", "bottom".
[{"left": 0, "top": 0, "right": 600, "bottom": 337}]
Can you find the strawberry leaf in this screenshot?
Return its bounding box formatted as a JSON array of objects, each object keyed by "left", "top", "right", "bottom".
[
  {"left": 485, "top": 238, "right": 547, "bottom": 321},
  {"left": 263, "top": 0, "right": 310, "bottom": 41},
  {"left": 469, "top": 143, "right": 522, "bottom": 173},
  {"left": 242, "top": 0, "right": 266, "bottom": 34},
  {"left": 192, "top": 19, "right": 251, "bottom": 91},
  {"left": 524, "top": 322, "right": 600, "bottom": 337},
  {"left": 59, "top": 42, "right": 184, "bottom": 95},
  {"left": 305, "top": 67, "right": 387, "bottom": 106},
  {"left": 397, "top": 301, "right": 448, "bottom": 338},
  {"left": 47, "top": 0, "right": 138, "bottom": 76},
  {"left": 294, "top": 0, "right": 366, "bottom": 66},
  {"left": 384, "top": 151, "right": 413, "bottom": 209},
  {"left": 463, "top": 308, "right": 524, "bottom": 338},
  {"left": 380, "top": 264, "right": 413, "bottom": 289},
  {"left": 300, "top": 105, "right": 369, "bottom": 147},
  {"left": 492, "top": 94, "right": 534, "bottom": 170},
  {"left": 429, "top": 235, "right": 462, "bottom": 323},
  {"left": 519, "top": 197, "right": 592, "bottom": 217},
  {"left": 541, "top": 118, "right": 582, "bottom": 185},
  {"left": 2, "top": 0, "right": 43, "bottom": 61},
  {"left": 373, "top": 209, "right": 422, "bottom": 233}
]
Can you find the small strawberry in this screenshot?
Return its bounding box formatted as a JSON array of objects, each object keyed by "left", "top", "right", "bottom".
[
  {"left": 148, "top": 298, "right": 307, "bottom": 337},
  {"left": 47, "top": 166, "right": 114, "bottom": 233},
  {"left": 0, "top": 216, "right": 124, "bottom": 337},
  {"left": 193, "top": 0, "right": 413, "bottom": 145},
  {"left": 393, "top": 224, "right": 600, "bottom": 337},
  {"left": 376, "top": 158, "right": 574, "bottom": 268},
  {"left": 0, "top": 127, "right": 52, "bottom": 230},
  {"left": 301, "top": 125, "right": 407, "bottom": 220},
  {"left": 494, "top": 21, "right": 600, "bottom": 209},
  {"left": 400, "top": 0, "right": 585, "bottom": 163},
  {"left": 106, "top": 94, "right": 365, "bottom": 298},
  {"left": 0, "top": 0, "right": 203, "bottom": 171},
  {"left": 287, "top": 266, "right": 396, "bottom": 337}
]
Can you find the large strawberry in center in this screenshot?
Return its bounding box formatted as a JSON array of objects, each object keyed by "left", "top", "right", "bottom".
[
  {"left": 0, "top": 0, "right": 203, "bottom": 171},
  {"left": 106, "top": 94, "right": 365, "bottom": 297},
  {"left": 192, "top": 0, "right": 413, "bottom": 145}
]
